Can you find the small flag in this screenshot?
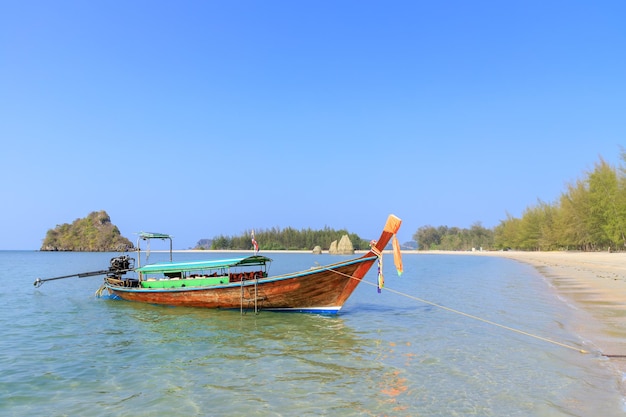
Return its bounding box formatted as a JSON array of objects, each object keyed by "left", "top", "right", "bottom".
[{"left": 251, "top": 230, "right": 259, "bottom": 254}]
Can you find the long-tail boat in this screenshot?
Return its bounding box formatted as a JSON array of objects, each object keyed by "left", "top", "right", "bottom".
[{"left": 34, "top": 214, "right": 402, "bottom": 314}]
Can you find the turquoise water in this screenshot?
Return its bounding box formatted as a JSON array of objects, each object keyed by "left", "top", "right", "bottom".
[{"left": 1, "top": 251, "right": 624, "bottom": 416}]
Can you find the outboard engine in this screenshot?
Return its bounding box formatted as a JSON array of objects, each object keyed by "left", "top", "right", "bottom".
[{"left": 109, "top": 255, "right": 134, "bottom": 273}]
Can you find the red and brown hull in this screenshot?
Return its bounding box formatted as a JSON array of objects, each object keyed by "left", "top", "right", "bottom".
[
  {"left": 106, "top": 215, "right": 402, "bottom": 313},
  {"left": 107, "top": 256, "right": 377, "bottom": 313}
]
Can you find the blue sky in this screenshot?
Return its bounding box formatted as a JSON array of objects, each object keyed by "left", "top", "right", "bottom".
[{"left": 1, "top": 1, "right": 625, "bottom": 250}]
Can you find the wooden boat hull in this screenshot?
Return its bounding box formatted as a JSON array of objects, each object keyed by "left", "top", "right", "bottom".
[
  {"left": 105, "top": 214, "right": 402, "bottom": 313},
  {"left": 106, "top": 256, "right": 378, "bottom": 313}
]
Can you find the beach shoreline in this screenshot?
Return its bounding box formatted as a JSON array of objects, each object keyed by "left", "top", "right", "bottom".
[{"left": 421, "top": 250, "right": 626, "bottom": 360}]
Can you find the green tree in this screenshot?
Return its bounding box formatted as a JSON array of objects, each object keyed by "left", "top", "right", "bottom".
[
  {"left": 415, "top": 224, "right": 494, "bottom": 251},
  {"left": 494, "top": 213, "right": 521, "bottom": 249},
  {"left": 556, "top": 178, "right": 592, "bottom": 250},
  {"left": 414, "top": 225, "right": 444, "bottom": 250},
  {"left": 587, "top": 158, "right": 626, "bottom": 249},
  {"left": 493, "top": 154, "right": 626, "bottom": 252}
]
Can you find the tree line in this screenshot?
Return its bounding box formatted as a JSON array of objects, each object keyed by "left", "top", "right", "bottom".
[
  {"left": 202, "top": 226, "right": 370, "bottom": 251},
  {"left": 413, "top": 223, "right": 494, "bottom": 251},
  {"left": 415, "top": 153, "right": 626, "bottom": 252},
  {"left": 199, "top": 152, "right": 626, "bottom": 253},
  {"left": 494, "top": 155, "right": 626, "bottom": 251}
]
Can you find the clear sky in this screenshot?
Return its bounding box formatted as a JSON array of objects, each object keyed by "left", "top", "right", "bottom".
[{"left": 1, "top": 1, "right": 625, "bottom": 250}]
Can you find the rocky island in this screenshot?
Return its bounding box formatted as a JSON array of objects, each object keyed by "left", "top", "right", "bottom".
[{"left": 40, "top": 210, "right": 133, "bottom": 252}]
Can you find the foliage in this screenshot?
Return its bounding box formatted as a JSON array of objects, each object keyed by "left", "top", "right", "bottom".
[
  {"left": 195, "top": 239, "right": 212, "bottom": 250},
  {"left": 412, "top": 153, "right": 626, "bottom": 252},
  {"left": 495, "top": 155, "right": 626, "bottom": 251},
  {"left": 413, "top": 222, "right": 494, "bottom": 251},
  {"left": 41, "top": 211, "right": 133, "bottom": 252},
  {"left": 204, "top": 226, "right": 370, "bottom": 251}
]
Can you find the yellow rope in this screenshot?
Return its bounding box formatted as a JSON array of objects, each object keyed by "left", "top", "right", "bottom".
[
  {"left": 95, "top": 283, "right": 107, "bottom": 298},
  {"left": 327, "top": 266, "right": 588, "bottom": 354},
  {"left": 376, "top": 283, "right": 588, "bottom": 354}
]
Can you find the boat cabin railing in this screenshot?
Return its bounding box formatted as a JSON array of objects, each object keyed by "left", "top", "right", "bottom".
[{"left": 135, "top": 232, "right": 173, "bottom": 268}]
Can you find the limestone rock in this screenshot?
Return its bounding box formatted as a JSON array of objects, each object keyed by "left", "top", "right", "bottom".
[
  {"left": 40, "top": 210, "right": 133, "bottom": 252},
  {"left": 312, "top": 245, "right": 322, "bottom": 254},
  {"left": 328, "top": 235, "right": 354, "bottom": 255},
  {"left": 329, "top": 240, "right": 338, "bottom": 254},
  {"left": 337, "top": 234, "right": 354, "bottom": 255}
]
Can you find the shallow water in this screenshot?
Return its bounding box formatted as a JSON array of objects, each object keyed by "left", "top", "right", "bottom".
[{"left": 1, "top": 251, "right": 624, "bottom": 416}]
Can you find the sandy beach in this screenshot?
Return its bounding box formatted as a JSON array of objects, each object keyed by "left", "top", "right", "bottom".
[{"left": 429, "top": 250, "right": 626, "bottom": 360}]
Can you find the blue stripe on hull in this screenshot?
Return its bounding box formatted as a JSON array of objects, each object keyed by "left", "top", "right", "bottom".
[{"left": 263, "top": 306, "right": 341, "bottom": 314}]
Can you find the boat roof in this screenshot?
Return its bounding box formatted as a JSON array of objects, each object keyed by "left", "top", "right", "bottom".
[
  {"left": 135, "top": 255, "right": 272, "bottom": 274},
  {"left": 139, "top": 232, "right": 172, "bottom": 239}
]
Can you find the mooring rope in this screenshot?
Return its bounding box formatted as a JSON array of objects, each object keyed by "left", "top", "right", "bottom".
[
  {"left": 95, "top": 282, "right": 110, "bottom": 298},
  {"left": 326, "top": 266, "right": 589, "bottom": 354}
]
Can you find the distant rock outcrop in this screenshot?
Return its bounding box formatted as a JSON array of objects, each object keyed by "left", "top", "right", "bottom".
[
  {"left": 337, "top": 234, "right": 355, "bottom": 254},
  {"left": 312, "top": 245, "right": 322, "bottom": 254},
  {"left": 328, "top": 235, "right": 354, "bottom": 255},
  {"left": 41, "top": 210, "right": 133, "bottom": 252}
]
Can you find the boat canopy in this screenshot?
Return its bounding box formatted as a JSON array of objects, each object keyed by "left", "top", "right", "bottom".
[
  {"left": 136, "top": 232, "right": 174, "bottom": 263},
  {"left": 139, "top": 232, "right": 172, "bottom": 239},
  {"left": 135, "top": 255, "right": 272, "bottom": 274}
]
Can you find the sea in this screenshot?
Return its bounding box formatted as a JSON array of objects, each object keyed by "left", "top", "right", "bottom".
[{"left": 1, "top": 250, "right": 625, "bottom": 417}]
